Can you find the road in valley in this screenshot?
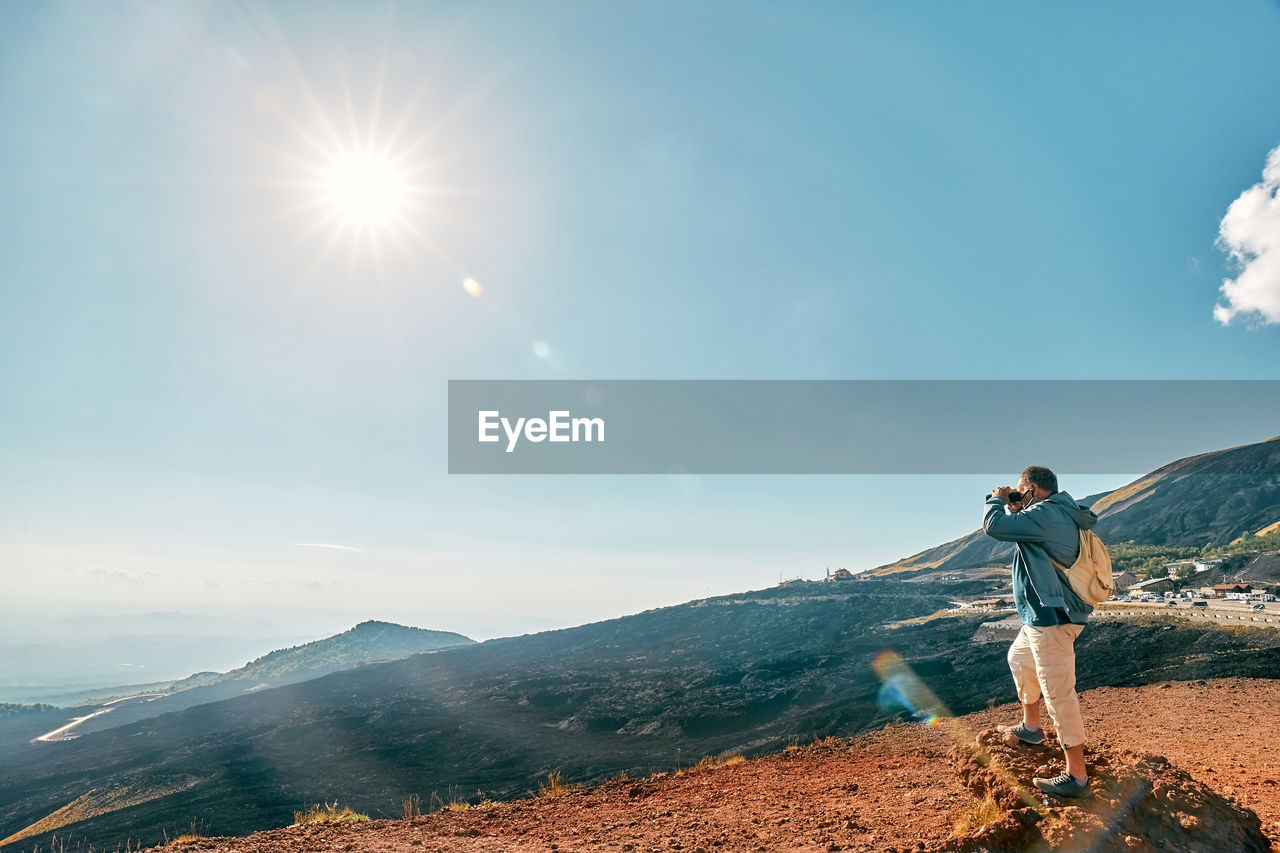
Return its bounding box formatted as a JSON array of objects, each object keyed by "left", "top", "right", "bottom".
[{"left": 32, "top": 692, "right": 165, "bottom": 742}]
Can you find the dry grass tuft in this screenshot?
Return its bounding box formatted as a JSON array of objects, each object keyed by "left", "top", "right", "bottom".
[
  {"left": 292, "top": 803, "right": 370, "bottom": 826},
  {"left": 953, "top": 793, "right": 1003, "bottom": 836},
  {"left": 692, "top": 753, "right": 746, "bottom": 772},
  {"left": 401, "top": 794, "right": 420, "bottom": 821},
  {"left": 538, "top": 770, "right": 574, "bottom": 798}
]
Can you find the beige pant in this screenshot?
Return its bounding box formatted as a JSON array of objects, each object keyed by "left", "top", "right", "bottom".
[{"left": 1007, "top": 622, "right": 1086, "bottom": 749}]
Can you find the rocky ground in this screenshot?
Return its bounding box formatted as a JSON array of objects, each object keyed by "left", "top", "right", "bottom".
[
  {"left": 142, "top": 678, "right": 1280, "bottom": 853},
  {"left": 948, "top": 729, "right": 1266, "bottom": 852},
  {"left": 963, "top": 677, "right": 1280, "bottom": 844}
]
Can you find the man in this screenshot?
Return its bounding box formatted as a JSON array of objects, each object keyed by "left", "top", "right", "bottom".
[{"left": 983, "top": 465, "right": 1098, "bottom": 798}]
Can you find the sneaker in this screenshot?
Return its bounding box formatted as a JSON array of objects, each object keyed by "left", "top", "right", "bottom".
[
  {"left": 1033, "top": 772, "right": 1091, "bottom": 798},
  {"left": 996, "top": 722, "right": 1045, "bottom": 745}
]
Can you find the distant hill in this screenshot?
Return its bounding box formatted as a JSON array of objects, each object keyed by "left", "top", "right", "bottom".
[
  {"left": 212, "top": 620, "right": 473, "bottom": 687},
  {"left": 869, "top": 435, "right": 1280, "bottom": 577},
  {"left": 27, "top": 621, "right": 473, "bottom": 741}
]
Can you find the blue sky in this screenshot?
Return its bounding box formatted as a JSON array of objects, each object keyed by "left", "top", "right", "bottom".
[{"left": 2, "top": 1, "right": 1279, "bottom": 647}]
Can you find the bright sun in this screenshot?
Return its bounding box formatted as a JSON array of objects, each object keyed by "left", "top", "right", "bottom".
[
  {"left": 319, "top": 148, "right": 411, "bottom": 230},
  {"left": 255, "top": 70, "right": 456, "bottom": 272}
]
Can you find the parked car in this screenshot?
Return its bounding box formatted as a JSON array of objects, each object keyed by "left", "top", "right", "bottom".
[
  {"left": 1192, "top": 601, "right": 1208, "bottom": 607},
  {"left": 1252, "top": 603, "right": 1267, "bottom": 612},
  {"left": 1166, "top": 601, "right": 1177, "bottom": 607}
]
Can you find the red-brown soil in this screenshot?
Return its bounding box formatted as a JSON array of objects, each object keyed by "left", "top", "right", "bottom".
[
  {"left": 149, "top": 678, "right": 1280, "bottom": 853},
  {"left": 963, "top": 677, "right": 1280, "bottom": 844},
  {"left": 948, "top": 729, "right": 1266, "bottom": 852}
]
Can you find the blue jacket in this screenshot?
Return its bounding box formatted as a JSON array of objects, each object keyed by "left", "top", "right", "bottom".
[{"left": 983, "top": 490, "right": 1098, "bottom": 626}]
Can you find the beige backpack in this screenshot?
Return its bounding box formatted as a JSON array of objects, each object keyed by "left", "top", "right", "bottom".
[{"left": 1052, "top": 529, "right": 1115, "bottom": 605}]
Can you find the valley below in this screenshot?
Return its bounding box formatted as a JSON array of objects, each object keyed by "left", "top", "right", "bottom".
[
  {"left": 63, "top": 678, "right": 1280, "bottom": 853},
  {"left": 5, "top": 583, "right": 1280, "bottom": 852}
]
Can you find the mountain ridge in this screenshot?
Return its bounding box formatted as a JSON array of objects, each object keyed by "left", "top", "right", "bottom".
[{"left": 869, "top": 434, "right": 1280, "bottom": 577}]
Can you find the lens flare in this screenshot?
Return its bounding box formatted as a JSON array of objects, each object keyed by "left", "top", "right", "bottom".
[
  {"left": 873, "top": 649, "right": 1048, "bottom": 814},
  {"left": 874, "top": 651, "right": 946, "bottom": 725}
]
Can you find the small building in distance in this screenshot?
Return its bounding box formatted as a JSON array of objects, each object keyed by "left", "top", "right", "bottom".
[
  {"left": 1194, "top": 558, "right": 1224, "bottom": 573},
  {"left": 826, "top": 568, "right": 855, "bottom": 581},
  {"left": 1212, "top": 583, "right": 1251, "bottom": 599},
  {"left": 1112, "top": 571, "right": 1138, "bottom": 591},
  {"left": 1129, "top": 577, "right": 1175, "bottom": 595},
  {"left": 971, "top": 597, "right": 1013, "bottom": 611}
]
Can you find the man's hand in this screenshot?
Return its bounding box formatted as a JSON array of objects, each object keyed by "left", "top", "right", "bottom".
[{"left": 991, "top": 486, "right": 1025, "bottom": 511}]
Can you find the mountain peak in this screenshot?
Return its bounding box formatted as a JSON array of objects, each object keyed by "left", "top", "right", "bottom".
[{"left": 350, "top": 619, "right": 403, "bottom": 632}]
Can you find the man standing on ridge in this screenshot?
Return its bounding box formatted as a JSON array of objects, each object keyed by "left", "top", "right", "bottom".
[{"left": 983, "top": 465, "right": 1098, "bottom": 798}]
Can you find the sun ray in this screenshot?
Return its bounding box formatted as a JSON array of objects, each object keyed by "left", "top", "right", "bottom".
[
  {"left": 391, "top": 45, "right": 534, "bottom": 165},
  {"left": 366, "top": 5, "right": 394, "bottom": 152},
  {"left": 246, "top": 5, "right": 348, "bottom": 156},
  {"left": 379, "top": 16, "right": 471, "bottom": 154},
  {"left": 397, "top": 216, "right": 469, "bottom": 278},
  {"left": 344, "top": 221, "right": 361, "bottom": 280},
  {"left": 339, "top": 61, "right": 362, "bottom": 152},
  {"left": 369, "top": 228, "right": 385, "bottom": 283},
  {"left": 205, "top": 2, "right": 549, "bottom": 295},
  {"left": 307, "top": 218, "right": 351, "bottom": 280}
]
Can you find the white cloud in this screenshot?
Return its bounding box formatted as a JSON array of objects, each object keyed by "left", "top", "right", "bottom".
[
  {"left": 1215, "top": 144, "right": 1280, "bottom": 326},
  {"left": 295, "top": 543, "right": 363, "bottom": 552},
  {"left": 241, "top": 576, "right": 326, "bottom": 591},
  {"left": 73, "top": 565, "right": 144, "bottom": 583}
]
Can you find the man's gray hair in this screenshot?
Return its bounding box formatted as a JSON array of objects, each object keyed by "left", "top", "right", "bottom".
[{"left": 1021, "top": 465, "right": 1058, "bottom": 495}]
